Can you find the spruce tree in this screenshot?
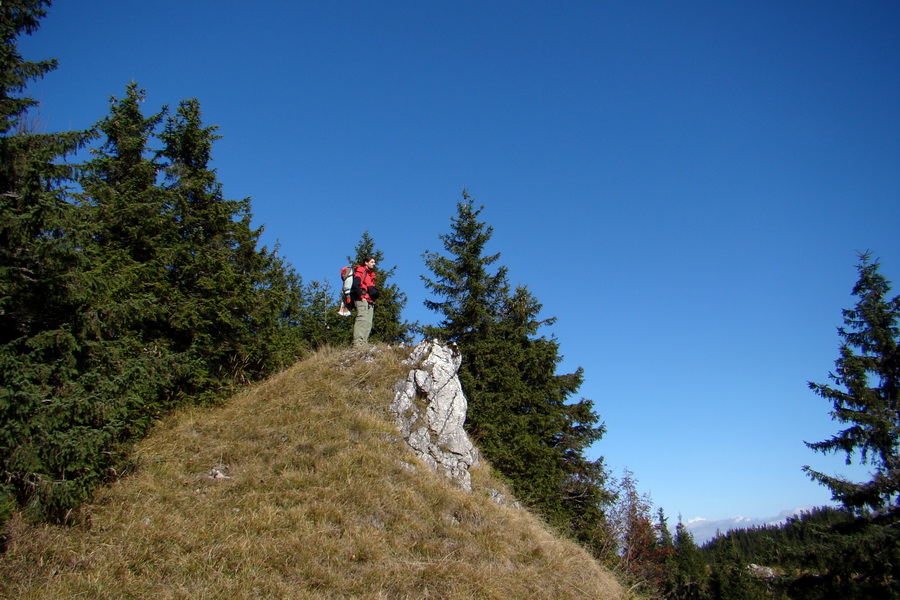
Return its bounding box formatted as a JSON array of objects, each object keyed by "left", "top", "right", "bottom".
[
  {"left": 479, "top": 285, "right": 610, "bottom": 538},
  {"left": 798, "top": 253, "right": 900, "bottom": 598},
  {"left": 1, "top": 5, "right": 308, "bottom": 523},
  {"left": 0, "top": 0, "right": 96, "bottom": 522},
  {"left": 78, "top": 83, "right": 172, "bottom": 365},
  {"left": 668, "top": 521, "right": 711, "bottom": 600},
  {"left": 0, "top": 0, "right": 86, "bottom": 370},
  {"left": 158, "top": 98, "right": 305, "bottom": 387},
  {"left": 157, "top": 96, "right": 234, "bottom": 389},
  {"left": 296, "top": 278, "right": 341, "bottom": 350},
  {"left": 245, "top": 242, "right": 307, "bottom": 374},
  {"left": 0, "top": 0, "right": 83, "bottom": 389},
  {"left": 804, "top": 253, "right": 900, "bottom": 517},
  {"left": 422, "top": 191, "right": 507, "bottom": 345},
  {"left": 4, "top": 83, "right": 183, "bottom": 522},
  {"left": 422, "top": 191, "right": 611, "bottom": 545}
]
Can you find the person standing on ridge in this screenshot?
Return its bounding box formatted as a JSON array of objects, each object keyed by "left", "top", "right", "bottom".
[{"left": 351, "top": 256, "right": 378, "bottom": 347}]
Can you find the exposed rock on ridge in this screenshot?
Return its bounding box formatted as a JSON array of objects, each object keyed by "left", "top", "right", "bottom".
[{"left": 391, "top": 340, "right": 480, "bottom": 491}]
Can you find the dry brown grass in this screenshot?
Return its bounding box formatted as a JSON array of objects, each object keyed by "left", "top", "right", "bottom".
[{"left": 0, "top": 345, "right": 625, "bottom": 599}]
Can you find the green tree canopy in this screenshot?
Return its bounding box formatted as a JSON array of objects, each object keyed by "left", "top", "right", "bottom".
[
  {"left": 1, "top": 54, "right": 308, "bottom": 522},
  {"left": 158, "top": 97, "right": 305, "bottom": 386},
  {"left": 422, "top": 190, "right": 508, "bottom": 345},
  {"left": 0, "top": 0, "right": 97, "bottom": 523},
  {"left": 804, "top": 253, "right": 900, "bottom": 517}
]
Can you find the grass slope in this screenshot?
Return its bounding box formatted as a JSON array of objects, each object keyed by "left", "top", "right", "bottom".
[{"left": 1, "top": 345, "right": 624, "bottom": 599}]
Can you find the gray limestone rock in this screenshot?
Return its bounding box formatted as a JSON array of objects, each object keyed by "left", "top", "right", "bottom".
[{"left": 390, "top": 340, "right": 480, "bottom": 490}]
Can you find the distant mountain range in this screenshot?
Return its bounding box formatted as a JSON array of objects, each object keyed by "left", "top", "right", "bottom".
[{"left": 684, "top": 507, "right": 812, "bottom": 544}]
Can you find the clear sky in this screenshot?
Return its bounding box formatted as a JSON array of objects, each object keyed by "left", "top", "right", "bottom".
[{"left": 19, "top": 1, "right": 900, "bottom": 529}]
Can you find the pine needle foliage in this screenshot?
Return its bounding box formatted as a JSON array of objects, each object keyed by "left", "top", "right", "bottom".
[
  {"left": 804, "top": 252, "right": 900, "bottom": 516},
  {"left": 421, "top": 191, "right": 508, "bottom": 346},
  {"left": 0, "top": 345, "right": 626, "bottom": 600},
  {"left": 296, "top": 277, "right": 344, "bottom": 349},
  {"left": 0, "top": 5, "right": 309, "bottom": 525},
  {"left": 1, "top": 0, "right": 99, "bottom": 524}
]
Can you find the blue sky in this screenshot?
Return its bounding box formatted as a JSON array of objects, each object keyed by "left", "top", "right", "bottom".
[{"left": 19, "top": 1, "right": 900, "bottom": 529}]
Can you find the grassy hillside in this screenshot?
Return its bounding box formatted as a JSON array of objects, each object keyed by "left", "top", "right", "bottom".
[{"left": 0, "top": 345, "right": 625, "bottom": 599}]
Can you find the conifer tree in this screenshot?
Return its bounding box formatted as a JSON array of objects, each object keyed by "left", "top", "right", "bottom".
[
  {"left": 158, "top": 98, "right": 305, "bottom": 386},
  {"left": 0, "top": 0, "right": 83, "bottom": 385},
  {"left": 422, "top": 191, "right": 507, "bottom": 345},
  {"left": 245, "top": 242, "right": 307, "bottom": 374},
  {"left": 1, "top": 5, "right": 308, "bottom": 523},
  {"left": 0, "top": 0, "right": 96, "bottom": 522},
  {"left": 78, "top": 83, "right": 172, "bottom": 362},
  {"left": 0, "top": 0, "right": 86, "bottom": 365},
  {"left": 804, "top": 253, "right": 900, "bottom": 517},
  {"left": 706, "top": 539, "right": 760, "bottom": 600},
  {"left": 481, "top": 285, "right": 610, "bottom": 536},
  {"left": 157, "top": 96, "right": 235, "bottom": 386},
  {"left": 798, "top": 253, "right": 900, "bottom": 598},
  {"left": 668, "top": 521, "right": 710, "bottom": 600},
  {"left": 656, "top": 507, "right": 674, "bottom": 552},
  {"left": 296, "top": 278, "right": 342, "bottom": 350},
  {"left": 1, "top": 83, "right": 183, "bottom": 521},
  {"left": 422, "top": 191, "right": 611, "bottom": 545}
]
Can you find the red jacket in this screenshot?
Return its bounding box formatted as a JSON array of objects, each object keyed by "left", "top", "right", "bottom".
[{"left": 352, "top": 265, "right": 377, "bottom": 303}]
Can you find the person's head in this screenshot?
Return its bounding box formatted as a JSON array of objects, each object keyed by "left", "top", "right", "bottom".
[{"left": 363, "top": 256, "right": 376, "bottom": 270}]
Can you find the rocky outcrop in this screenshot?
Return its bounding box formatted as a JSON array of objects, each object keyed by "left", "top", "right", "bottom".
[{"left": 391, "top": 340, "right": 480, "bottom": 491}]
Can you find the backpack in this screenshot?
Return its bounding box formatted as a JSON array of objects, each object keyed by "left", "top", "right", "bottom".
[{"left": 339, "top": 266, "right": 354, "bottom": 314}]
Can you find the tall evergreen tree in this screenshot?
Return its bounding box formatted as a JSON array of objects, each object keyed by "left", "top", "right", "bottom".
[
  {"left": 78, "top": 83, "right": 172, "bottom": 365},
  {"left": 158, "top": 98, "right": 305, "bottom": 387},
  {"left": 0, "top": 0, "right": 96, "bottom": 523},
  {"left": 656, "top": 507, "right": 674, "bottom": 551},
  {"left": 483, "top": 285, "right": 610, "bottom": 537},
  {"left": 422, "top": 190, "right": 508, "bottom": 345},
  {"left": 1, "top": 5, "right": 309, "bottom": 524},
  {"left": 1, "top": 83, "right": 184, "bottom": 522},
  {"left": 0, "top": 0, "right": 87, "bottom": 367},
  {"left": 796, "top": 253, "right": 900, "bottom": 598},
  {"left": 422, "top": 191, "right": 611, "bottom": 545},
  {"left": 157, "top": 96, "right": 233, "bottom": 387},
  {"left": 804, "top": 253, "right": 900, "bottom": 517},
  {"left": 0, "top": 0, "right": 83, "bottom": 390},
  {"left": 668, "top": 521, "right": 711, "bottom": 600}
]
